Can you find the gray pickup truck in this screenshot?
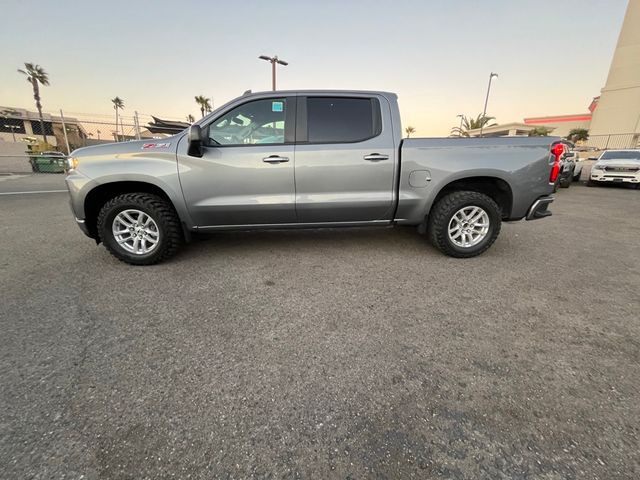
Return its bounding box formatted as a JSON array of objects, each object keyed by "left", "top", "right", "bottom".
[{"left": 65, "top": 90, "right": 559, "bottom": 265}]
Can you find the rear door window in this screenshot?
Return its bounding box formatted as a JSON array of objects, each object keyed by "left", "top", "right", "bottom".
[{"left": 306, "top": 97, "right": 380, "bottom": 143}]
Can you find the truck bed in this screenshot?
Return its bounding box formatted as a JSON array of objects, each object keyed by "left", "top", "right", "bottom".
[{"left": 395, "top": 136, "right": 557, "bottom": 223}]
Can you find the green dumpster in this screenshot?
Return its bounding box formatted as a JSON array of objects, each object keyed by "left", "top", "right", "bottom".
[{"left": 29, "top": 152, "right": 67, "bottom": 173}]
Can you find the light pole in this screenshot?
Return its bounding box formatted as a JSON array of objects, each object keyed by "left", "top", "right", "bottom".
[
  {"left": 4, "top": 125, "right": 19, "bottom": 142},
  {"left": 259, "top": 55, "right": 288, "bottom": 91},
  {"left": 456, "top": 114, "right": 464, "bottom": 137},
  {"left": 480, "top": 72, "right": 498, "bottom": 138}
]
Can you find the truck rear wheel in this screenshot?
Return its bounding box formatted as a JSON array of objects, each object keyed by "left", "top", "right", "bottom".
[
  {"left": 427, "top": 191, "right": 501, "bottom": 258},
  {"left": 97, "top": 193, "right": 183, "bottom": 265}
]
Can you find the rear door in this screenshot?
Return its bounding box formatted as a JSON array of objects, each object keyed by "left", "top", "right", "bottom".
[
  {"left": 177, "top": 96, "right": 297, "bottom": 227},
  {"left": 293, "top": 95, "right": 396, "bottom": 223}
]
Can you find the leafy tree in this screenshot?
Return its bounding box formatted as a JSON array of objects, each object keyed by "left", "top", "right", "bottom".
[
  {"left": 111, "top": 97, "right": 125, "bottom": 141},
  {"left": 17, "top": 63, "right": 50, "bottom": 143},
  {"left": 195, "top": 96, "right": 212, "bottom": 118},
  {"left": 528, "top": 127, "right": 552, "bottom": 137},
  {"left": 186, "top": 114, "right": 195, "bottom": 123},
  {"left": 450, "top": 114, "right": 497, "bottom": 137},
  {"left": 405, "top": 126, "right": 416, "bottom": 138},
  {"left": 567, "top": 128, "right": 589, "bottom": 142}
]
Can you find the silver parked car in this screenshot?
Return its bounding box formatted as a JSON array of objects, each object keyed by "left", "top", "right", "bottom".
[{"left": 65, "top": 90, "right": 559, "bottom": 265}]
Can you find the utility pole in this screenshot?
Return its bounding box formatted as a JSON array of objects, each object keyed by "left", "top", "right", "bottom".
[
  {"left": 259, "top": 55, "right": 288, "bottom": 91},
  {"left": 480, "top": 72, "right": 498, "bottom": 138},
  {"left": 59, "top": 109, "right": 71, "bottom": 155},
  {"left": 134, "top": 111, "right": 141, "bottom": 140}
]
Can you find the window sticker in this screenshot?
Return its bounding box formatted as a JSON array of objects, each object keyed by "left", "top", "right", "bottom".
[{"left": 272, "top": 101, "right": 284, "bottom": 112}]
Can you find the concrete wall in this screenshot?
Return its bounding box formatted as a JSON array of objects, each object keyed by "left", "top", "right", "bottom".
[
  {"left": 0, "top": 140, "right": 32, "bottom": 173},
  {"left": 589, "top": 0, "right": 640, "bottom": 135}
]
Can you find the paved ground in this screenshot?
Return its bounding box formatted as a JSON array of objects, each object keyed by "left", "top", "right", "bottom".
[{"left": 1, "top": 174, "right": 638, "bottom": 479}]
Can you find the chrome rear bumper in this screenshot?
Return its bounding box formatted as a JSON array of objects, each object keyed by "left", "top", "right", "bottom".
[{"left": 526, "top": 195, "right": 554, "bottom": 221}]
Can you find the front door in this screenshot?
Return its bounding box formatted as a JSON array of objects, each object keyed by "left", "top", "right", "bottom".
[
  {"left": 293, "top": 96, "right": 396, "bottom": 223},
  {"left": 177, "top": 96, "right": 296, "bottom": 227}
]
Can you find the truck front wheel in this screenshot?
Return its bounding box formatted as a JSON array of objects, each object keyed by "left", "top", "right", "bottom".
[
  {"left": 427, "top": 191, "right": 502, "bottom": 258},
  {"left": 96, "top": 193, "right": 183, "bottom": 265}
]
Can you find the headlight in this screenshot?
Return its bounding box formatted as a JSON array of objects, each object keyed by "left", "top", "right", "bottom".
[
  {"left": 592, "top": 164, "right": 605, "bottom": 171},
  {"left": 67, "top": 157, "right": 79, "bottom": 170}
]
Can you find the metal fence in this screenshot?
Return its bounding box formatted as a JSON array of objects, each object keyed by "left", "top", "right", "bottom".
[
  {"left": 0, "top": 108, "right": 190, "bottom": 173},
  {"left": 3, "top": 106, "right": 640, "bottom": 174},
  {"left": 587, "top": 133, "right": 640, "bottom": 150}
]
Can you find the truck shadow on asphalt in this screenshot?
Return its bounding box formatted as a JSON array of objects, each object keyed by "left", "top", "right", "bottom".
[{"left": 180, "top": 225, "right": 438, "bottom": 260}]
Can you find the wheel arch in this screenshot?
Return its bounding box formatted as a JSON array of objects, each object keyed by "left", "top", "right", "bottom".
[
  {"left": 430, "top": 176, "right": 513, "bottom": 220},
  {"left": 83, "top": 180, "right": 186, "bottom": 241}
]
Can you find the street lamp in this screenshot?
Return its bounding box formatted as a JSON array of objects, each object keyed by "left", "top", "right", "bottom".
[
  {"left": 480, "top": 72, "right": 498, "bottom": 138},
  {"left": 4, "top": 124, "right": 19, "bottom": 142},
  {"left": 259, "top": 55, "right": 288, "bottom": 91},
  {"left": 456, "top": 114, "right": 464, "bottom": 137}
]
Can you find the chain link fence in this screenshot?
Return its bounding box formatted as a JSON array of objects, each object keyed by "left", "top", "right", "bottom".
[
  {"left": 2, "top": 106, "right": 640, "bottom": 175},
  {"left": 0, "top": 108, "right": 190, "bottom": 174}
]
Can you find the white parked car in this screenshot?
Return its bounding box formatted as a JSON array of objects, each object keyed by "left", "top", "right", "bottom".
[{"left": 588, "top": 149, "right": 640, "bottom": 188}]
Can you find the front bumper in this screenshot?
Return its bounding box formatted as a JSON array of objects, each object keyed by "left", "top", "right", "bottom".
[
  {"left": 65, "top": 169, "right": 96, "bottom": 238},
  {"left": 74, "top": 216, "right": 92, "bottom": 237},
  {"left": 590, "top": 171, "right": 640, "bottom": 184},
  {"left": 526, "top": 195, "right": 554, "bottom": 220}
]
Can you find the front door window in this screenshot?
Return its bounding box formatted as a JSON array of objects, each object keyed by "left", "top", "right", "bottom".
[{"left": 208, "top": 98, "right": 288, "bottom": 146}]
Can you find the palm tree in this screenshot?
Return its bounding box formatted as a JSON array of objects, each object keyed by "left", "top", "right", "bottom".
[
  {"left": 17, "top": 63, "right": 50, "bottom": 143},
  {"left": 405, "top": 126, "right": 416, "bottom": 138},
  {"left": 194, "top": 96, "right": 212, "bottom": 118},
  {"left": 450, "top": 114, "right": 497, "bottom": 137},
  {"left": 186, "top": 114, "right": 195, "bottom": 123},
  {"left": 111, "top": 97, "right": 125, "bottom": 141}
]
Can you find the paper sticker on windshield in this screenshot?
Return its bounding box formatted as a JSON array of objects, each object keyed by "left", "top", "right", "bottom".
[
  {"left": 272, "top": 101, "right": 284, "bottom": 112},
  {"left": 142, "top": 142, "right": 171, "bottom": 149}
]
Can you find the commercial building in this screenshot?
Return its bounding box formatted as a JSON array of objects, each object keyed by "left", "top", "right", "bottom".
[
  {"left": 0, "top": 106, "right": 87, "bottom": 149},
  {"left": 523, "top": 98, "right": 598, "bottom": 138}
]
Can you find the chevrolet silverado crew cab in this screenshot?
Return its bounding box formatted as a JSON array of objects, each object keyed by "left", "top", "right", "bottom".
[{"left": 65, "top": 90, "right": 559, "bottom": 265}]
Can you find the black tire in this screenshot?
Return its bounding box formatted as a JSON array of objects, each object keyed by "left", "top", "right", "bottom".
[
  {"left": 587, "top": 179, "right": 598, "bottom": 187},
  {"left": 97, "top": 193, "right": 183, "bottom": 265},
  {"left": 573, "top": 172, "right": 581, "bottom": 182},
  {"left": 559, "top": 177, "right": 571, "bottom": 188},
  {"left": 427, "top": 191, "right": 502, "bottom": 258}
]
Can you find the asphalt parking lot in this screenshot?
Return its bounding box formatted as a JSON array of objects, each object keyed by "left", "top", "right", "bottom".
[{"left": 1, "top": 173, "right": 639, "bottom": 479}]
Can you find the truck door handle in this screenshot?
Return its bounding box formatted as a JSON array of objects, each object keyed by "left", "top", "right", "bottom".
[
  {"left": 262, "top": 155, "right": 289, "bottom": 164},
  {"left": 363, "top": 153, "right": 389, "bottom": 162}
]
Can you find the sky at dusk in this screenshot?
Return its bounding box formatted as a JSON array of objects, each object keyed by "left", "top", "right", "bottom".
[{"left": 0, "top": 0, "right": 629, "bottom": 135}]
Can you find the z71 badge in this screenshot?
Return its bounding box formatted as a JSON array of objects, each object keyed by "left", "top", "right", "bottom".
[{"left": 142, "top": 142, "right": 171, "bottom": 149}]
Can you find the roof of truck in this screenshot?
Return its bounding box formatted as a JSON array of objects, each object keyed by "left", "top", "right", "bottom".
[{"left": 242, "top": 89, "right": 397, "bottom": 98}]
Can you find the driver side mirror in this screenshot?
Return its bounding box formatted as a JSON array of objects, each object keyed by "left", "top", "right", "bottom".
[{"left": 187, "top": 124, "right": 204, "bottom": 157}]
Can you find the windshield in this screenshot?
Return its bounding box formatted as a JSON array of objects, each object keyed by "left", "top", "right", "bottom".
[{"left": 600, "top": 150, "right": 640, "bottom": 161}]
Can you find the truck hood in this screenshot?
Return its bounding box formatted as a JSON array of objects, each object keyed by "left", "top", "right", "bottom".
[
  {"left": 595, "top": 159, "right": 640, "bottom": 168},
  {"left": 71, "top": 135, "right": 183, "bottom": 158}
]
